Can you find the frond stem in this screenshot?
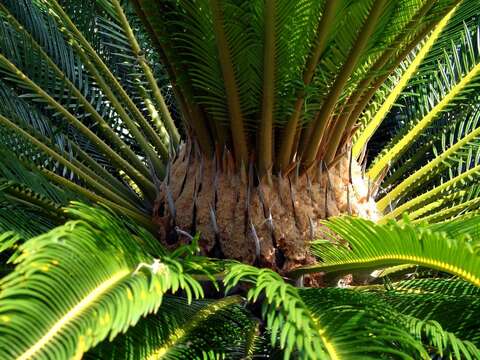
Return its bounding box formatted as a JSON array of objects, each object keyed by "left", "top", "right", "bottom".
[
  {"left": 343, "top": 24, "right": 436, "bottom": 152},
  {"left": 413, "top": 196, "right": 480, "bottom": 224},
  {"left": 0, "top": 114, "right": 141, "bottom": 213},
  {"left": 48, "top": 0, "right": 167, "bottom": 177},
  {"left": 71, "top": 41, "right": 166, "bottom": 179},
  {"left": 130, "top": 0, "right": 214, "bottom": 154},
  {"left": 0, "top": 53, "right": 157, "bottom": 198},
  {"left": 383, "top": 166, "right": 480, "bottom": 221},
  {"left": 70, "top": 143, "right": 141, "bottom": 205},
  {"left": 369, "top": 39, "right": 479, "bottom": 180},
  {"left": 0, "top": 3, "right": 154, "bottom": 181},
  {"left": 301, "top": 0, "right": 386, "bottom": 168},
  {"left": 277, "top": 0, "right": 338, "bottom": 171},
  {"left": 377, "top": 124, "right": 480, "bottom": 212},
  {"left": 322, "top": 0, "right": 437, "bottom": 165},
  {"left": 3, "top": 182, "right": 65, "bottom": 222},
  {"left": 352, "top": 5, "right": 458, "bottom": 160},
  {"left": 289, "top": 257, "right": 480, "bottom": 286},
  {"left": 43, "top": 170, "right": 154, "bottom": 231},
  {"left": 210, "top": 0, "right": 248, "bottom": 166},
  {"left": 111, "top": 0, "right": 180, "bottom": 147},
  {"left": 258, "top": 0, "right": 276, "bottom": 175}
]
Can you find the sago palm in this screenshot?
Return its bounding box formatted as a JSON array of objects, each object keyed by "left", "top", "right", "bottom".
[{"left": 0, "top": 0, "right": 480, "bottom": 358}]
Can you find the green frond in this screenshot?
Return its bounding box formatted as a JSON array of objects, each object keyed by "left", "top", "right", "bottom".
[
  {"left": 132, "top": 0, "right": 462, "bottom": 171},
  {"left": 0, "top": 112, "right": 144, "bottom": 213},
  {"left": 369, "top": 16, "right": 480, "bottom": 180},
  {"left": 0, "top": 0, "right": 195, "bottom": 225},
  {"left": 0, "top": 203, "right": 206, "bottom": 360},
  {"left": 290, "top": 216, "right": 480, "bottom": 286},
  {"left": 352, "top": 0, "right": 480, "bottom": 161},
  {"left": 392, "top": 278, "right": 480, "bottom": 296},
  {"left": 0, "top": 143, "right": 75, "bottom": 237},
  {"left": 224, "top": 264, "right": 329, "bottom": 359},
  {"left": 0, "top": 0, "right": 159, "bottom": 185},
  {"left": 377, "top": 105, "right": 480, "bottom": 214},
  {"left": 0, "top": 146, "right": 74, "bottom": 206},
  {"left": 0, "top": 231, "right": 23, "bottom": 252},
  {"left": 402, "top": 316, "right": 480, "bottom": 359},
  {"left": 0, "top": 200, "right": 58, "bottom": 241},
  {"left": 313, "top": 286, "right": 480, "bottom": 358},
  {"left": 370, "top": 279, "right": 480, "bottom": 346},
  {"left": 101, "top": 0, "right": 179, "bottom": 150},
  {"left": 0, "top": 0, "right": 161, "bottom": 195},
  {"left": 365, "top": 5, "right": 480, "bottom": 222},
  {"left": 86, "top": 296, "right": 257, "bottom": 359},
  {"left": 1, "top": 2, "right": 480, "bottom": 359},
  {"left": 301, "top": 0, "right": 387, "bottom": 167},
  {"left": 384, "top": 163, "right": 480, "bottom": 222},
  {"left": 224, "top": 263, "right": 464, "bottom": 359},
  {"left": 259, "top": 0, "right": 325, "bottom": 172},
  {"left": 0, "top": 180, "right": 65, "bottom": 240},
  {"left": 304, "top": 287, "right": 480, "bottom": 359},
  {"left": 40, "top": 0, "right": 169, "bottom": 175},
  {"left": 352, "top": 6, "right": 456, "bottom": 160},
  {"left": 0, "top": 232, "right": 23, "bottom": 277},
  {"left": 378, "top": 99, "right": 479, "bottom": 193}
]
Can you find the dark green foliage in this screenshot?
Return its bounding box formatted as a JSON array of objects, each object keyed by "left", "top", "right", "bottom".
[
  {"left": 225, "top": 263, "right": 480, "bottom": 359},
  {"left": 87, "top": 296, "right": 258, "bottom": 359},
  {"left": 0, "top": 1, "right": 479, "bottom": 359}
]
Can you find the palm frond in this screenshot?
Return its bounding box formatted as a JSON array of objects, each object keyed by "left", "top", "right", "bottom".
[
  {"left": 377, "top": 106, "right": 480, "bottom": 215},
  {"left": 0, "top": 2, "right": 480, "bottom": 359},
  {"left": 0, "top": 0, "right": 191, "bottom": 225},
  {"left": 0, "top": 203, "right": 207, "bottom": 360},
  {"left": 352, "top": 0, "right": 480, "bottom": 161},
  {"left": 98, "top": 0, "right": 179, "bottom": 149},
  {"left": 224, "top": 263, "right": 330, "bottom": 359},
  {"left": 41, "top": 0, "right": 170, "bottom": 173},
  {"left": 290, "top": 216, "right": 480, "bottom": 287},
  {"left": 86, "top": 296, "right": 258, "bottom": 359},
  {"left": 223, "top": 263, "right": 478, "bottom": 359},
  {"left": 370, "top": 17, "right": 480, "bottom": 181},
  {"left": 303, "top": 287, "right": 480, "bottom": 359},
  {"left": 371, "top": 282, "right": 480, "bottom": 346},
  {"left": 392, "top": 278, "right": 480, "bottom": 296},
  {"left": 131, "top": 0, "right": 462, "bottom": 172},
  {"left": 0, "top": 0, "right": 159, "bottom": 182},
  {"left": 402, "top": 316, "right": 480, "bottom": 359},
  {"left": 352, "top": 5, "right": 457, "bottom": 160}
]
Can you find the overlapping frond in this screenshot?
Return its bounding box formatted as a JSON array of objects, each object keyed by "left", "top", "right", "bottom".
[
  {"left": 301, "top": 287, "right": 480, "bottom": 359},
  {"left": 0, "top": 203, "right": 208, "bottom": 359},
  {"left": 378, "top": 104, "right": 480, "bottom": 218},
  {"left": 133, "top": 0, "right": 461, "bottom": 172},
  {"left": 0, "top": 129, "right": 76, "bottom": 236},
  {"left": 291, "top": 216, "right": 480, "bottom": 287},
  {"left": 368, "top": 278, "right": 480, "bottom": 347},
  {"left": 357, "top": 3, "right": 480, "bottom": 221},
  {"left": 0, "top": 1, "right": 479, "bottom": 360},
  {"left": 392, "top": 277, "right": 480, "bottom": 296},
  {"left": 352, "top": 0, "right": 480, "bottom": 160},
  {"left": 0, "top": 0, "right": 182, "bottom": 226},
  {"left": 371, "top": 15, "right": 480, "bottom": 181},
  {"left": 86, "top": 296, "right": 258, "bottom": 359},
  {"left": 224, "top": 263, "right": 480, "bottom": 359}
]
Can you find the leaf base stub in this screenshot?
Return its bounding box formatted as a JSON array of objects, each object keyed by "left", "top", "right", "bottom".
[{"left": 153, "top": 144, "right": 379, "bottom": 282}]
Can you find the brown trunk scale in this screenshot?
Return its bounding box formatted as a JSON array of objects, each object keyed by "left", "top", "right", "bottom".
[{"left": 153, "top": 144, "right": 379, "bottom": 284}]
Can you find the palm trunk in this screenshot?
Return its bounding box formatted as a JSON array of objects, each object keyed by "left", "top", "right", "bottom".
[{"left": 153, "top": 143, "right": 379, "bottom": 281}]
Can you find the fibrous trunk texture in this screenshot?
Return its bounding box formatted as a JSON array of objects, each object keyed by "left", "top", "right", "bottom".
[{"left": 153, "top": 144, "right": 379, "bottom": 279}]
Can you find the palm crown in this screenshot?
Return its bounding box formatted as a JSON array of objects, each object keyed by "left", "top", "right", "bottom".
[{"left": 0, "top": 0, "right": 480, "bottom": 359}]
